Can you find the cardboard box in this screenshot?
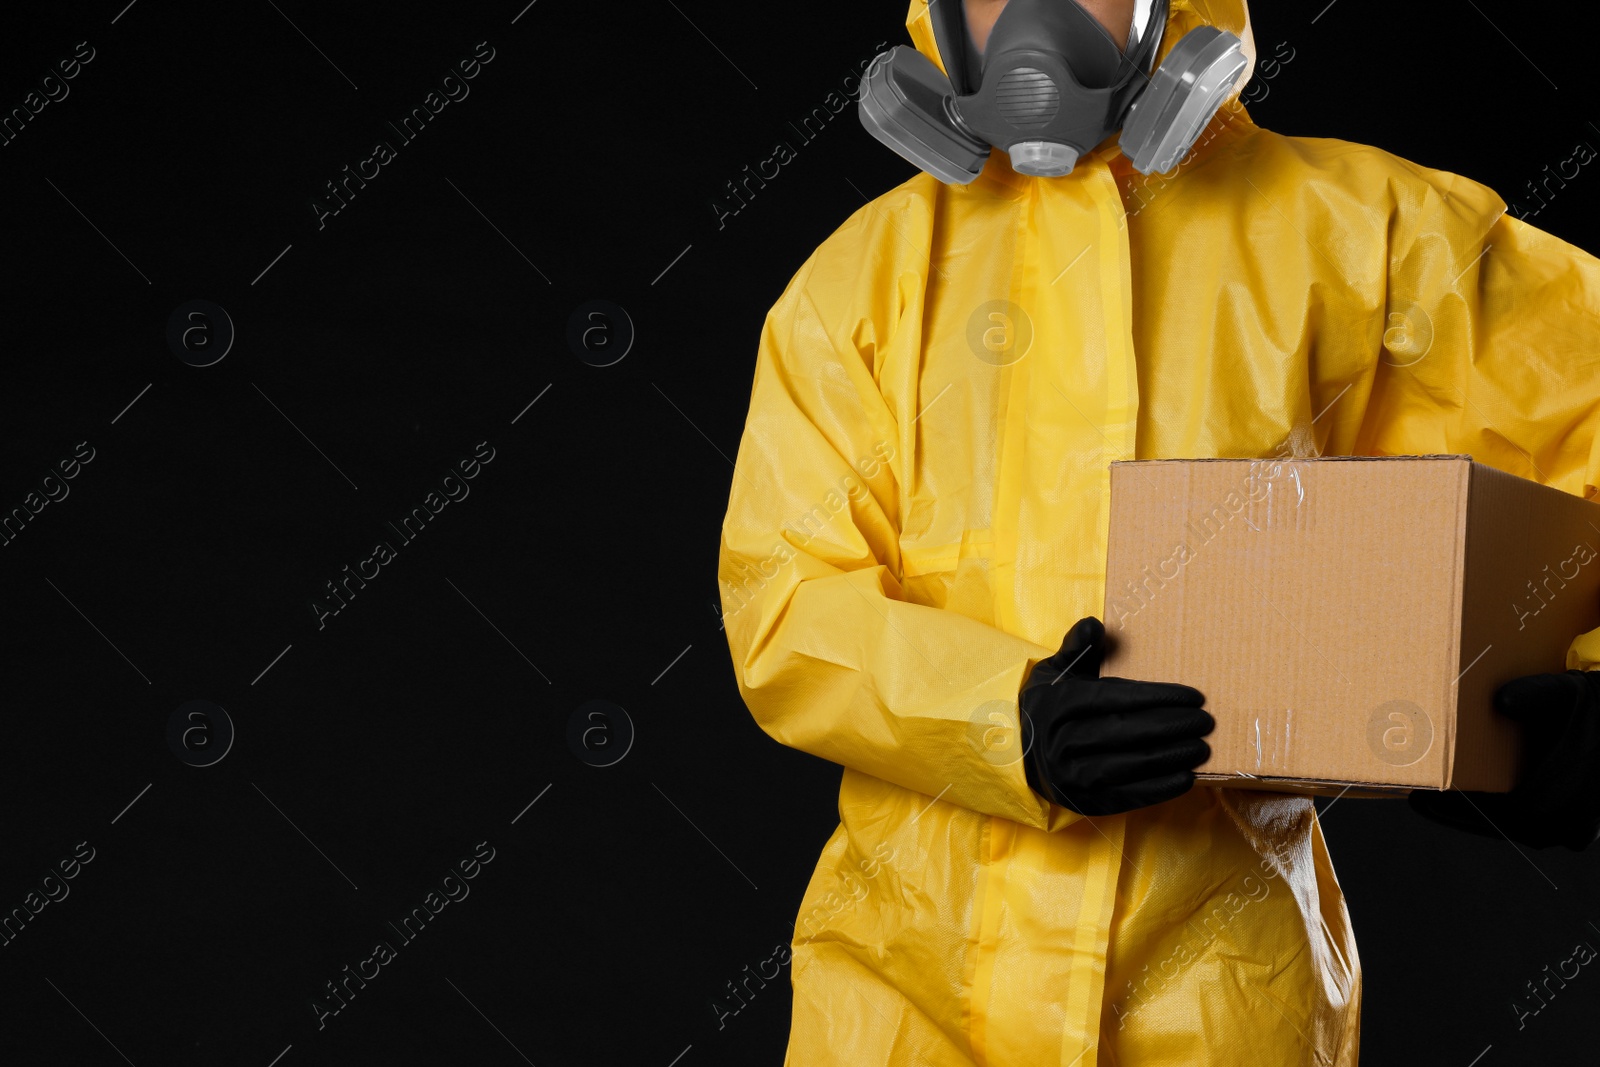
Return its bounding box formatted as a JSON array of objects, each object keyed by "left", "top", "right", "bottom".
[{"left": 1100, "top": 456, "right": 1600, "bottom": 797}]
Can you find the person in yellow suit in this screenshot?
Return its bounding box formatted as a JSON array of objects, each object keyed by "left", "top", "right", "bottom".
[{"left": 716, "top": 0, "right": 1600, "bottom": 1062}]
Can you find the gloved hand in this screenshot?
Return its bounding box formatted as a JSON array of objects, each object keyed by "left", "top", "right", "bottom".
[
  {"left": 1021, "top": 616, "right": 1214, "bottom": 817},
  {"left": 1408, "top": 670, "right": 1600, "bottom": 852}
]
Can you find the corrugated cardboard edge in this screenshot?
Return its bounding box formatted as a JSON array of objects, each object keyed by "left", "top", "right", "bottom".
[
  {"left": 1194, "top": 773, "right": 1408, "bottom": 799},
  {"left": 1441, "top": 459, "right": 1472, "bottom": 790},
  {"left": 1107, "top": 454, "right": 1474, "bottom": 467}
]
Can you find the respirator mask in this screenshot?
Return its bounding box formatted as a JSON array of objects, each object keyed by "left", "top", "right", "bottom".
[{"left": 858, "top": 0, "right": 1247, "bottom": 182}]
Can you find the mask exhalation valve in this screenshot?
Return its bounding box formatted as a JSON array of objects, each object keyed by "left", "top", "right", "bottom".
[{"left": 1008, "top": 141, "right": 1080, "bottom": 177}]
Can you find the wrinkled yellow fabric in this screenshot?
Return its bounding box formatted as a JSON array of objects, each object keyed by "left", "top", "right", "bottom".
[{"left": 717, "top": 0, "right": 1600, "bottom": 1063}]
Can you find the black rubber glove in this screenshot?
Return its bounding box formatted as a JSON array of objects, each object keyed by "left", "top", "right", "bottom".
[
  {"left": 1408, "top": 670, "right": 1600, "bottom": 852},
  {"left": 1021, "top": 616, "right": 1214, "bottom": 816}
]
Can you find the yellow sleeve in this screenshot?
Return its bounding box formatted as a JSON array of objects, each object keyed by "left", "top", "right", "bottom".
[
  {"left": 718, "top": 255, "right": 1080, "bottom": 830},
  {"left": 1353, "top": 159, "right": 1600, "bottom": 669}
]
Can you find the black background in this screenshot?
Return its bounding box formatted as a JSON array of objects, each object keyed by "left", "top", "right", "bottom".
[{"left": 1, "top": 1, "right": 1598, "bottom": 1064}]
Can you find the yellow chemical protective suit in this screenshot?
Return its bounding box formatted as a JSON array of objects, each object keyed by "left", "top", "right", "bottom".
[{"left": 717, "top": 0, "right": 1600, "bottom": 1062}]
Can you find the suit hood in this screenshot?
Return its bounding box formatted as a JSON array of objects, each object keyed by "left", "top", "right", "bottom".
[{"left": 905, "top": 0, "right": 1257, "bottom": 107}]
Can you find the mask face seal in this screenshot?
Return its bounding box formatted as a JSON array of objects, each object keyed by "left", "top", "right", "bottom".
[{"left": 858, "top": 0, "right": 1247, "bottom": 183}]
